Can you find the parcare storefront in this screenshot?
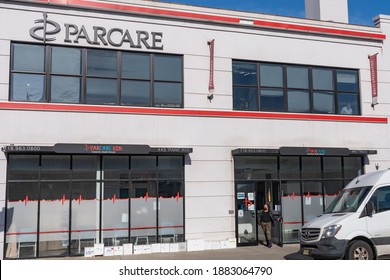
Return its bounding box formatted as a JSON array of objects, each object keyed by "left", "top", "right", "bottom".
[
  {"left": 3, "top": 144, "right": 191, "bottom": 258},
  {"left": 0, "top": 0, "right": 389, "bottom": 259}
]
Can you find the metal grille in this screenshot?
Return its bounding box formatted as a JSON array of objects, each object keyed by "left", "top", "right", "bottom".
[{"left": 301, "top": 228, "right": 321, "bottom": 241}]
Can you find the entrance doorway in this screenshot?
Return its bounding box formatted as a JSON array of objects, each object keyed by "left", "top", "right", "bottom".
[
  {"left": 255, "top": 181, "right": 283, "bottom": 247},
  {"left": 235, "top": 181, "right": 283, "bottom": 247}
]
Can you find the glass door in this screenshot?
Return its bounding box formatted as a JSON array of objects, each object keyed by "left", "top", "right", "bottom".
[
  {"left": 236, "top": 183, "right": 257, "bottom": 246},
  {"left": 256, "top": 181, "right": 283, "bottom": 247}
]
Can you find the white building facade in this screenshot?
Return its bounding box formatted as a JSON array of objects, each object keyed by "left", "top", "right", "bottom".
[{"left": 0, "top": 0, "right": 389, "bottom": 259}]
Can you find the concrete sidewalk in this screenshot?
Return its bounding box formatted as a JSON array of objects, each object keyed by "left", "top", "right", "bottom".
[{"left": 54, "top": 243, "right": 309, "bottom": 260}]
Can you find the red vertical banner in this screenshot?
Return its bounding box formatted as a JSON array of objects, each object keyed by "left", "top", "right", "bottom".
[
  {"left": 208, "top": 39, "right": 215, "bottom": 92},
  {"left": 369, "top": 53, "right": 378, "bottom": 107}
]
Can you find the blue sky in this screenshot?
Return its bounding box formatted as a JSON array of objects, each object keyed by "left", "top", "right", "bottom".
[{"left": 160, "top": 0, "right": 390, "bottom": 26}]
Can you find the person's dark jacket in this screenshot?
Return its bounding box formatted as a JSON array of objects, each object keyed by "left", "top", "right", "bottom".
[{"left": 258, "top": 209, "right": 275, "bottom": 226}]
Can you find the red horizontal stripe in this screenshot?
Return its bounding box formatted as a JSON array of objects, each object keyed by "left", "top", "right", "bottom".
[
  {"left": 29, "top": 0, "right": 385, "bottom": 40},
  {"left": 35, "top": 0, "right": 240, "bottom": 23},
  {"left": 0, "top": 102, "right": 387, "bottom": 123},
  {"left": 7, "top": 225, "right": 184, "bottom": 236},
  {"left": 253, "top": 20, "right": 386, "bottom": 40}
]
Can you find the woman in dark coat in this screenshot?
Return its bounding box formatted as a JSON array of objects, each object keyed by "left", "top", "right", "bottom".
[{"left": 258, "top": 203, "right": 274, "bottom": 248}]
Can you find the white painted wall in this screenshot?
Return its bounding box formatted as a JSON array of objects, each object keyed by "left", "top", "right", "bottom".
[{"left": 0, "top": 2, "right": 389, "bottom": 257}]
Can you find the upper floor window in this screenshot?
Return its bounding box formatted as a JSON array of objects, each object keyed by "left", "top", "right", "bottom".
[
  {"left": 10, "top": 43, "right": 183, "bottom": 108},
  {"left": 232, "top": 61, "right": 360, "bottom": 115}
]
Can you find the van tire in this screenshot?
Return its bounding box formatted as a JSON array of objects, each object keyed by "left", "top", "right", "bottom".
[{"left": 346, "top": 240, "right": 373, "bottom": 260}]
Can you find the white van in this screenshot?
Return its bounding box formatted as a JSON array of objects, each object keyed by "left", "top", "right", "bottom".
[{"left": 300, "top": 170, "right": 390, "bottom": 260}]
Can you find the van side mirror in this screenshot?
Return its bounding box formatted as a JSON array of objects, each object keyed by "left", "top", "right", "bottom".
[{"left": 365, "top": 202, "right": 374, "bottom": 217}]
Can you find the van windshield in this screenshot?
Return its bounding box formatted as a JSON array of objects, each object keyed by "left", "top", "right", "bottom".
[{"left": 324, "top": 186, "right": 372, "bottom": 213}]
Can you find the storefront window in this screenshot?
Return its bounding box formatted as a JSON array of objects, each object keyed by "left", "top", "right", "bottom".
[
  {"left": 158, "top": 181, "right": 184, "bottom": 243},
  {"left": 234, "top": 156, "right": 277, "bottom": 180},
  {"left": 41, "top": 155, "right": 70, "bottom": 180},
  {"left": 301, "top": 157, "right": 321, "bottom": 179},
  {"left": 302, "top": 181, "right": 323, "bottom": 223},
  {"left": 344, "top": 157, "right": 363, "bottom": 179},
  {"left": 323, "top": 157, "right": 342, "bottom": 178},
  {"left": 102, "top": 181, "right": 130, "bottom": 246},
  {"left": 131, "top": 156, "right": 157, "bottom": 179},
  {"left": 130, "top": 181, "right": 157, "bottom": 244},
  {"left": 39, "top": 182, "right": 70, "bottom": 257},
  {"left": 5, "top": 182, "right": 39, "bottom": 259},
  {"left": 281, "top": 181, "right": 301, "bottom": 243},
  {"left": 8, "top": 155, "right": 39, "bottom": 180},
  {"left": 70, "top": 181, "right": 100, "bottom": 256},
  {"left": 323, "top": 181, "right": 343, "bottom": 209},
  {"left": 235, "top": 155, "right": 364, "bottom": 243},
  {"left": 101, "top": 156, "right": 130, "bottom": 245},
  {"left": 158, "top": 156, "right": 183, "bottom": 179},
  {"left": 279, "top": 157, "right": 299, "bottom": 179},
  {"left": 5, "top": 154, "right": 185, "bottom": 259},
  {"left": 102, "top": 156, "right": 129, "bottom": 180}
]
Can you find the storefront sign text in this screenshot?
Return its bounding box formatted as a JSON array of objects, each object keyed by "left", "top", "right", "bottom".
[
  {"left": 305, "top": 148, "right": 326, "bottom": 156},
  {"left": 30, "top": 12, "right": 163, "bottom": 50},
  {"left": 84, "top": 144, "right": 124, "bottom": 153}
]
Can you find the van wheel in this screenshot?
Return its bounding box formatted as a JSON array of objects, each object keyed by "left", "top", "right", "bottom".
[{"left": 346, "top": 241, "right": 373, "bottom": 260}]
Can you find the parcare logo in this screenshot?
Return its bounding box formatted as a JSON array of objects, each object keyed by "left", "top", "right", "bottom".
[
  {"left": 29, "top": 12, "right": 61, "bottom": 42},
  {"left": 29, "top": 12, "right": 163, "bottom": 50}
]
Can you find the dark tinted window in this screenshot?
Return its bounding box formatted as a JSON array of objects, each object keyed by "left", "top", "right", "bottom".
[
  {"left": 86, "top": 78, "right": 117, "bottom": 105},
  {"left": 122, "top": 53, "right": 150, "bottom": 79},
  {"left": 154, "top": 55, "right": 182, "bottom": 81},
  {"left": 121, "top": 80, "right": 150, "bottom": 106},
  {"left": 301, "top": 157, "right": 321, "bottom": 179},
  {"left": 51, "top": 47, "right": 81, "bottom": 75},
  {"left": 11, "top": 74, "right": 45, "bottom": 102},
  {"left": 41, "top": 155, "right": 71, "bottom": 180},
  {"left": 154, "top": 82, "right": 182, "bottom": 107},
  {"left": 10, "top": 44, "right": 183, "bottom": 108},
  {"left": 87, "top": 49, "right": 117, "bottom": 77},
  {"left": 233, "top": 87, "right": 258, "bottom": 111},
  {"left": 12, "top": 44, "right": 45, "bottom": 72},
  {"left": 232, "top": 60, "right": 360, "bottom": 115},
  {"left": 8, "top": 155, "right": 40, "bottom": 181}
]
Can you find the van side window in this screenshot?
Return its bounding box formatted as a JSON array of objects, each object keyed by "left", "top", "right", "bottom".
[{"left": 371, "top": 186, "right": 390, "bottom": 214}]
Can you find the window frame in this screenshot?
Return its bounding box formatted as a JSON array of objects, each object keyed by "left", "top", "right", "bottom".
[
  {"left": 9, "top": 43, "right": 184, "bottom": 108},
  {"left": 232, "top": 60, "right": 361, "bottom": 115}
]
